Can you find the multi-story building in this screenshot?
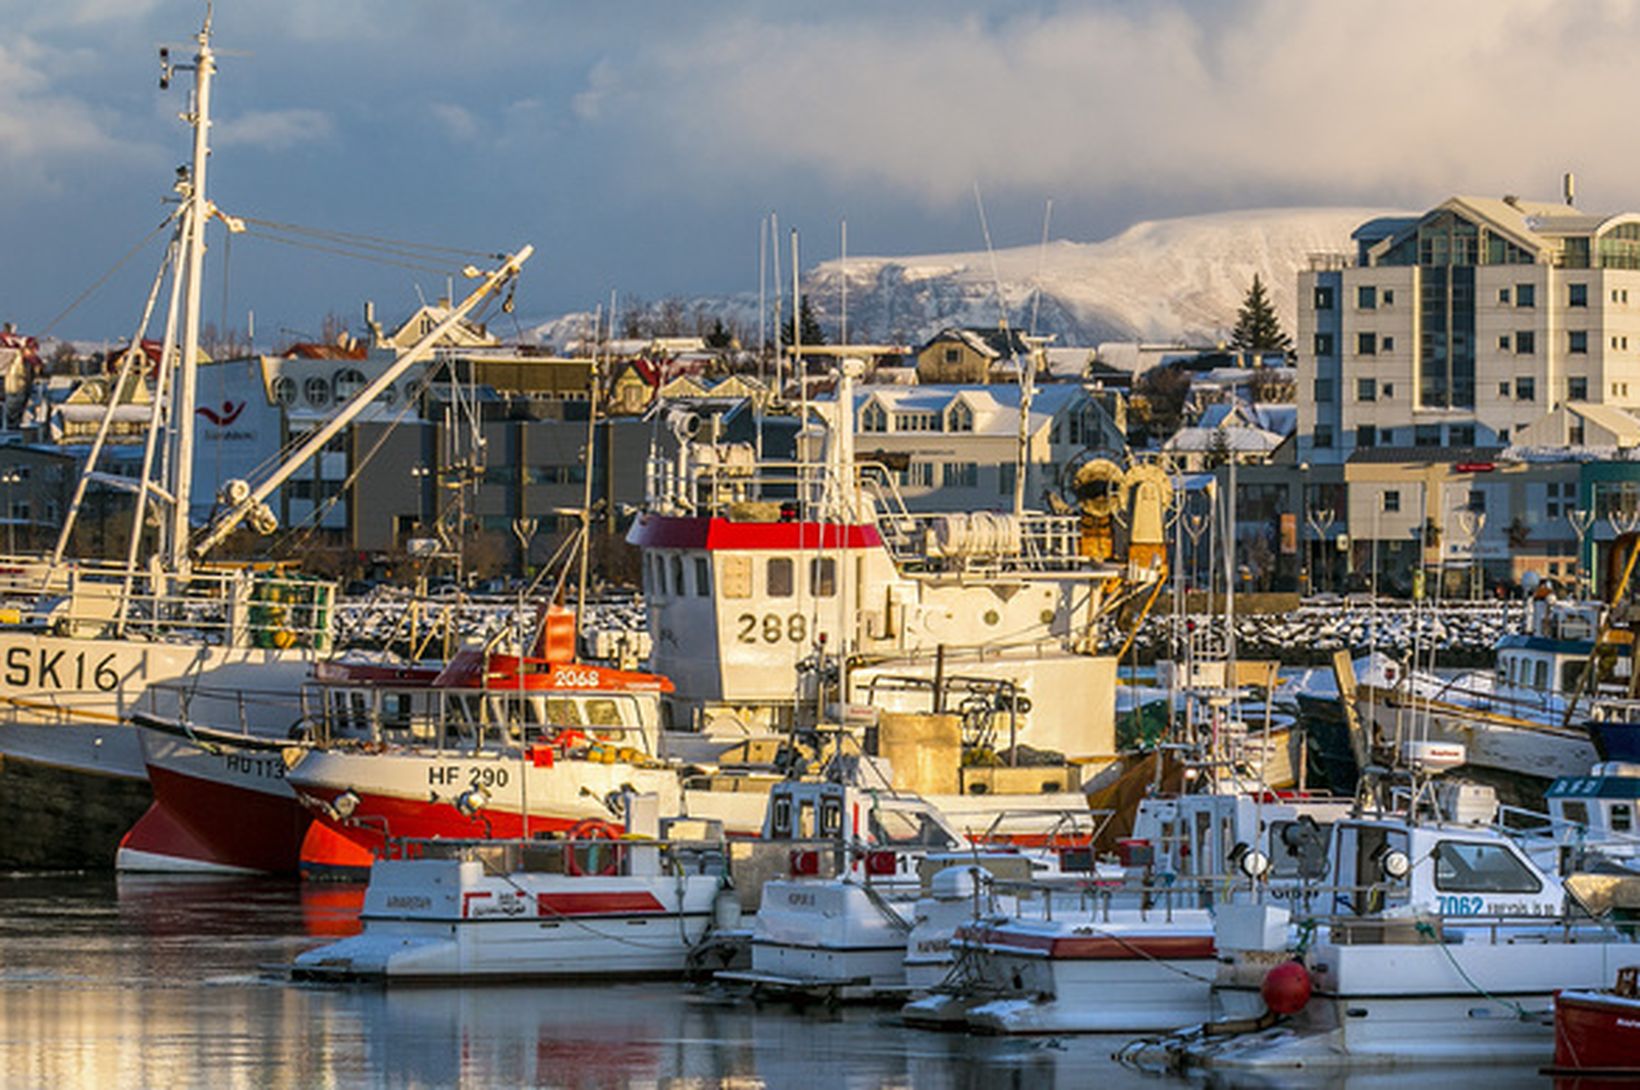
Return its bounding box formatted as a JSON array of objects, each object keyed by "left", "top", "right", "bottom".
[{"left": 1299, "top": 194, "right": 1640, "bottom": 465}]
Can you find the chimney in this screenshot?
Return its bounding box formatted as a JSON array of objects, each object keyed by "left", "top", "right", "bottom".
[{"left": 1564, "top": 172, "right": 1576, "bottom": 207}]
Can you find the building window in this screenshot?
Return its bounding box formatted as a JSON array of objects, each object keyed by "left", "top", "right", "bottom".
[
  {"left": 1383, "top": 490, "right": 1400, "bottom": 512},
  {"left": 1357, "top": 332, "right": 1377, "bottom": 355},
  {"left": 1569, "top": 330, "right": 1588, "bottom": 354},
  {"left": 1314, "top": 423, "right": 1334, "bottom": 449},
  {"left": 942, "top": 462, "right": 979, "bottom": 488},
  {"left": 943, "top": 347, "right": 960, "bottom": 364},
  {"left": 1570, "top": 423, "right": 1586, "bottom": 445},
  {"left": 998, "top": 461, "right": 1016, "bottom": 495},
  {"left": 1314, "top": 332, "right": 1335, "bottom": 357},
  {"left": 894, "top": 411, "right": 941, "bottom": 432},
  {"left": 1383, "top": 335, "right": 1395, "bottom": 352},
  {"left": 1414, "top": 424, "right": 1442, "bottom": 447},
  {"left": 1313, "top": 378, "right": 1334, "bottom": 403},
  {"left": 1314, "top": 285, "right": 1335, "bottom": 310},
  {"left": 1498, "top": 334, "right": 1511, "bottom": 352},
  {"left": 1498, "top": 428, "right": 1509, "bottom": 444},
  {"left": 1356, "top": 425, "right": 1377, "bottom": 449},
  {"left": 1382, "top": 382, "right": 1394, "bottom": 399},
  {"left": 1569, "top": 376, "right": 1588, "bottom": 400},
  {"left": 1516, "top": 377, "right": 1536, "bottom": 401},
  {"left": 767, "top": 557, "right": 794, "bottom": 598},
  {"left": 1467, "top": 489, "right": 1486, "bottom": 513},
  {"left": 1517, "top": 283, "right": 1536, "bottom": 307},
  {"left": 1498, "top": 287, "right": 1511, "bottom": 305},
  {"left": 896, "top": 462, "right": 933, "bottom": 488},
  {"left": 1357, "top": 378, "right": 1376, "bottom": 402},
  {"left": 860, "top": 402, "right": 887, "bottom": 433},
  {"left": 303, "top": 375, "right": 331, "bottom": 408},
  {"left": 1383, "top": 289, "right": 1395, "bottom": 305},
  {"left": 1358, "top": 286, "right": 1377, "bottom": 309},
  {"left": 946, "top": 400, "right": 974, "bottom": 432},
  {"left": 1450, "top": 423, "right": 1476, "bottom": 446},
  {"left": 1515, "top": 330, "right": 1535, "bottom": 354},
  {"left": 1569, "top": 282, "right": 1589, "bottom": 307}
]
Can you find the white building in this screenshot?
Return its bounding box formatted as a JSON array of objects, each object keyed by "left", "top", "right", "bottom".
[{"left": 1298, "top": 194, "right": 1640, "bottom": 466}]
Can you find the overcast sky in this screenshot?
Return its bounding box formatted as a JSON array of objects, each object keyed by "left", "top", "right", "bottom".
[{"left": 4, "top": 0, "right": 1637, "bottom": 345}]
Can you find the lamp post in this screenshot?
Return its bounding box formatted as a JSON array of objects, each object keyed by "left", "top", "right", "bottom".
[
  {"left": 1306, "top": 505, "right": 1335, "bottom": 597},
  {"left": 410, "top": 463, "right": 432, "bottom": 535},
  {"left": 0, "top": 469, "right": 20, "bottom": 555},
  {"left": 1569, "top": 508, "right": 1595, "bottom": 598}
]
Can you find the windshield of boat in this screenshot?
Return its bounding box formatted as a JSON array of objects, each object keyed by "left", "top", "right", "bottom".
[
  {"left": 1432, "top": 839, "right": 1542, "bottom": 894},
  {"left": 868, "top": 806, "right": 958, "bottom": 850}
]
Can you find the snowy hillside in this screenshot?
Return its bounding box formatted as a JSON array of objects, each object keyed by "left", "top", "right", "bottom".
[{"left": 527, "top": 207, "right": 1404, "bottom": 350}]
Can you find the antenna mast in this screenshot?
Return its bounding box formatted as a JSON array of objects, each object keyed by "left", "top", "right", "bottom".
[{"left": 165, "top": 10, "right": 217, "bottom": 577}]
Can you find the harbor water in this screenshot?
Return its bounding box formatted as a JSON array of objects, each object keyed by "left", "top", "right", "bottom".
[{"left": 0, "top": 874, "right": 1558, "bottom": 1089}]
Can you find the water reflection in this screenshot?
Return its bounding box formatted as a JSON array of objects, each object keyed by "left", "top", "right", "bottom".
[{"left": 0, "top": 876, "right": 1563, "bottom": 1090}]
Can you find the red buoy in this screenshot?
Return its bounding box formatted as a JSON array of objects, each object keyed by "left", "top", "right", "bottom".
[{"left": 1261, "top": 960, "right": 1312, "bottom": 1014}]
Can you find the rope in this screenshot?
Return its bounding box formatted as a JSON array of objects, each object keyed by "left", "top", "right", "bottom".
[
  {"left": 37, "top": 219, "right": 174, "bottom": 337},
  {"left": 1414, "top": 919, "right": 1533, "bottom": 1018}
]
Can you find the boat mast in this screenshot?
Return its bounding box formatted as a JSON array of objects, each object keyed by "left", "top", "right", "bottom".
[{"left": 167, "top": 9, "right": 216, "bottom": 577}]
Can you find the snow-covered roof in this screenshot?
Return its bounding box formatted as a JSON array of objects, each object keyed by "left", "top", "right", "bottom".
[
  {"left": 1164, "top": 425, "right": 1284, "bottom": 455},
  {"left": 835, "top": 382, "right": 1094, "bottom": 438}
]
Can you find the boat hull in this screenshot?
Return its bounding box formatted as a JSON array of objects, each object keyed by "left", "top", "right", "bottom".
[
  {"left": 1553, "top": 988, "right": 1640, "bottom": 1073},
  {"left": 292, "top": 857, "right": 722, "bottom": 980},
  {"left": 117, "top": 728, "right": 307, "bottom": 875}
]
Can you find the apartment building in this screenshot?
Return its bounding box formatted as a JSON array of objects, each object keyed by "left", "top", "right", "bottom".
[{"left": 1298, "top": 194, "right": 1640, "bottom": 466}]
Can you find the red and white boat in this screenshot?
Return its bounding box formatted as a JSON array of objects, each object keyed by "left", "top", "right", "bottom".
[
  {"left": 284, "top": 649, "right": 680, "bottom": 878},
  {"left": 1553, "top": 965, "right": 1640, "bottom": 1076},
  {"left": 118, "top": 645, "right": 676, "bottom": 878},
  {"left": 115, "top": 658, "right": 441, "bottom": 875}
]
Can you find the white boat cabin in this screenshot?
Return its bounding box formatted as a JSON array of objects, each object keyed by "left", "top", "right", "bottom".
[{"left": 1327, "top": 817, "right": 1565, "bottom": 919}]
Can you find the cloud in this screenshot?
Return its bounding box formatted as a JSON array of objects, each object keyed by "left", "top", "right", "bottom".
[
  {"left": 571, "top": 60, "right": 621, "bottom": 122},
  {"left": 0, "top": 34, "right": 151, "bottom": 191},
  {"left": 430, "top": 103, "right": 481, "bottom": 143},
  {"left": 577, "top": 0, "right": 1640, "bottom": 212},
  {"left": 213, "top": 108, "right": 334, "bottom": 151}
]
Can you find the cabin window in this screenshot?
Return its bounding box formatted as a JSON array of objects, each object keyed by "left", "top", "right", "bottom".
[
  {"left": 721, "top": 555, "right": 752, "bottom": 599},
  {"left": 1269, "top": 820, "right": 1331, "bottom": 879},
  {"left": 1432, "top": 840, "right": 1542, "bottom": 894},
  {"left": 1560, "top": 800, "right": 1589, "bottom": 826},
  {"left": 670, "top": 556, "right": 685, "bottom": 598},
  {"left": 1613, "top": 804, "right": 1634, "bottom": 833},
  {"left": 1562, "top": 661, "right": 1584, "bottom": 693},
  {"left": 694, "top": 557, "right": 711, "bottom": 597},
  {"left": 584, "top": 698, "right": 624, "bottom": 729},
  {"left": 767, "top": 557, "right": 794, "bottom": 597},
  {"left": 820, "top": 797, "right": 844, "bottom": 836},
  {"left": 798, "top": 799, "right": 816, "bottom": 838},
  {"left": 1534, "top": 660, "right": 1548, "bottom": 690},
  {"left": 771, "top": 796, "right": 792, "bottom": 837},
  {"left": 868, "top": 808, "right": 957, "bottom": 850},
  {"left": 544, "top": 698, "right": 582, "bottom": 726},
  {"left": 810, "top": 557, "right": 836, "bottom": 597}
]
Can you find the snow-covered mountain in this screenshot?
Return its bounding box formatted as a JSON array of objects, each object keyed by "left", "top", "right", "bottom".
[{"left": 527, "top": 206, "right": 1404, "bottom": 351}]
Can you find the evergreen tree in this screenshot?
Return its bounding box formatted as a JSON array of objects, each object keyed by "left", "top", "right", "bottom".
[
  {"left": 1229, "top": 275, "right": 1292, "bottom": 355},
  {"left": 797, "top": 297, "right": 826, "bottom": 347}
]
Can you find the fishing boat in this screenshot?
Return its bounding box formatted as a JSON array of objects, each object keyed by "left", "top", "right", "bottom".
[
  {"left": 1550, "top": 965, "right": 1640, "bottom": 1077},
  {"left": 1168, "top": 812, "right": 1640, "bottom": 1070},
  {"left": 290, "top": 794, "right": 732, "bottom": 981},
  {"left": 902, "top": 788, "right": 1350, "bottom": 1034},
  {"left": 630, "top": 352, "right": 1172, "bottom": 791},
  {"left": 0, "top": 12, "right": 531, "bottom": 867}
]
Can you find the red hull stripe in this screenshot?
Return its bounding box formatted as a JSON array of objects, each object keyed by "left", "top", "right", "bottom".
[
  {"left": 958, "top": 926, "right": 1216, "bottom": 961},
  {"left": 627, "top": 515, "right": 882, "bottom": 551},
  {"left": 143, "top": 765, "right": 309, "bottom": 874},
  {"left": 295, "top": 793, "right": 591, "bottom": 872},
  {"left": 537, "top": 891, "right": 667, "bottom": 916},
  {"left": 1555, "top": 994, "right": 1640, "bottom": 1069}
]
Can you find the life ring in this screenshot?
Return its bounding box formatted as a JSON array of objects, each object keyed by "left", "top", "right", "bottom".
[{"left": 565, "top": 818, "right": 621, "bottom": 877}]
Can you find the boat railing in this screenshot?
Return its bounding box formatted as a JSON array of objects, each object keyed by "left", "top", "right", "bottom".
[
  {"left": 0, "top": 559, "right": 334, "bottom": 651},
  {"left": 650, "top": 453, "right": 1094, "bottom": 577},
  {"left": 382, "top": 831, "right": 730, "bottom": 880}
]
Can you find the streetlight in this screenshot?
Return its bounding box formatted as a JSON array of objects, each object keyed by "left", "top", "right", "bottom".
[
  {"left": 0, "top": 469, "right": 21, "bottom": 555},
  {"left": 1306, "top": 505, "right": 1335, "bottom": 596}
]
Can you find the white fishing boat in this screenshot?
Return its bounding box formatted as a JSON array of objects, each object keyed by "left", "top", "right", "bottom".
[
  {"left": 631, "top": 352, "right": 1172, "bottom": 787},
  {"left": 902, "top": 789, "right": 1352, "bottom": 1034},
  {"left": 291, "top": 795, "right": 732, "bottom": 981},
  {"left": 1168, "top": 812, "right": 1640, "bottom": 1069}
]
